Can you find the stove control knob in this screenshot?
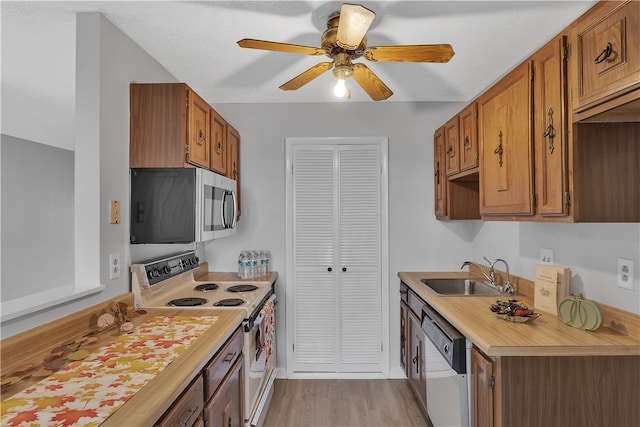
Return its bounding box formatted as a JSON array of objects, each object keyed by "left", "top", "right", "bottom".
[
  {"left": 162, "top": 266, "right": 170, "bottom": 275},
  {"left": 148, "top": 269, "right": 160, "bottom": 279}
]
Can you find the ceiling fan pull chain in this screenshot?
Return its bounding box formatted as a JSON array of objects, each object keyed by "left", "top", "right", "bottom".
[{"left": 494, "top": 130, "right": 504, "bottom": 167}]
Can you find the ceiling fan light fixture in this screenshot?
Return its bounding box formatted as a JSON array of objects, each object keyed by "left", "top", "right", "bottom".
[
  {"left": 336, "top": 4, "right": 375, "bottom": 50},
  {"left": 333, "top": 78, "right": 347, "bottom": 98}
]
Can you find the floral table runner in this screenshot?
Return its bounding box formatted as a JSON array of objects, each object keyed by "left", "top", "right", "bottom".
[{"left": 1, "top": 315, "right": 217, "bottom": 426}]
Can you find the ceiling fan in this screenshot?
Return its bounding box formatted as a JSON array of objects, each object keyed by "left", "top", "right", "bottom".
[{"left": 237, "top": 3, "right": 454, "bottom": 101}]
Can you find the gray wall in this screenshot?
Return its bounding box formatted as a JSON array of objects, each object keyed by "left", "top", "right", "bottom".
[{"left": 1, "top": 135, "right": 74, "bottom": 300}]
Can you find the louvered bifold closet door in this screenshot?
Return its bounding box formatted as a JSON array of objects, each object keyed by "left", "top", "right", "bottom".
[
  {"left": 338, "top": 145, "right": 382, "bottom": 372},
  {"left": 292, "top": 145, "right": 337, "bottom": 372}
]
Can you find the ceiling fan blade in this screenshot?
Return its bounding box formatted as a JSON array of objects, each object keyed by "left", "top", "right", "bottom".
[
  {"left": 279, "top": 62, "right": 334, "bottom": 91},
  {"left": 364, "top": 44, "right": 455, "bottom": 63},
  {"left": 237, "top": 38, "right": 327, "bottom": 56},
  {"left": 351, "top": 63, "right": 393, "bottom": 101},
  {"left": 336, "top": 4, "right": 376, "bottom": 50}
]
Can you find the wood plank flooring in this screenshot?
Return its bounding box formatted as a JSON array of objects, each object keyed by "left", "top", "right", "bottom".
[{"left": 263, "top": 379, "right": 428, "bottom": 427}]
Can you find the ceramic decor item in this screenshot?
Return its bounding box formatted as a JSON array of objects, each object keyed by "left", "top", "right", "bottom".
[{"left": 558, "top": 293, "right": 603, "bottom": 331}]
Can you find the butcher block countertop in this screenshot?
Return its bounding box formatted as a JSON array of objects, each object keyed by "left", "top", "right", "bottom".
[
  {"left": 399, "top": 271, "right": 640, "bottom": 357},
  {"left": 0, "top": 293, "right": 245, "bottom": 426}
]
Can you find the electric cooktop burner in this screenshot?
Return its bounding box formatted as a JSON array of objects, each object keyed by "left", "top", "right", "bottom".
[
  {"left": 167, "top": 297, "right": 208, "bottom": 307},
  {"left": 213, "top": 298, "right": 245, "bottom": 307},
  {"left": 194, "top": 283, "right": 219, "bottom": 292},
  {"left": 226, "top": 284, "right": 258, "bottom": 293}
]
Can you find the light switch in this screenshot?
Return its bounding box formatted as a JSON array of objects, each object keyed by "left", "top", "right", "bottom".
[{"left": 110, "top": 200, "right": 121, "bottom": 224}]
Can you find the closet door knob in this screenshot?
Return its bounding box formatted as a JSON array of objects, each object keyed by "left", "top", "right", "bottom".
[
  {"left": 327, "top": 267, "right": 332, "bottom": 272},
  {"left": 342, "top": 267, "right": 347, "bottom": 272}
]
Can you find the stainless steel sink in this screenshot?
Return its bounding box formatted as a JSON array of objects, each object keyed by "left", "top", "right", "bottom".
[{"left": 420, "top": 278, "right": 503, "bottom": 296}]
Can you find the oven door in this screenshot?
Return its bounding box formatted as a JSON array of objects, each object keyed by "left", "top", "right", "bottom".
[
  {"left": 245, "top": 294, "right": 277, "bottom": 426},
  {"left": 197, "top": 169, "right": 237, "bottom": 241}
]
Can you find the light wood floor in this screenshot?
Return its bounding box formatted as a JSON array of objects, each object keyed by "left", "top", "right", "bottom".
[{"left": 263, "top": 379, "right": 428, "bottom": 427}]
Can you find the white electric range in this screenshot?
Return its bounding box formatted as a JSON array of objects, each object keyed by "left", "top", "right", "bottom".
[{"left": 130, "top": 251, "right": 277, "bottom": 427}]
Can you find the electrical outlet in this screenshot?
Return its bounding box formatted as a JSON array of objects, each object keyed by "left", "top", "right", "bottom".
[
  {"left": 540, "top": 248, "right": 554, "bottom": 265},
  {"left": 109, "top": 252, "right": 121, "bottom": 280},
  {"left": 617, "top": 258, "right": 634, "bottom": 290}
]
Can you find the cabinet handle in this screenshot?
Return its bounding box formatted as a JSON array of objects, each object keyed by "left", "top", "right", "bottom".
[
  {"left": 223, "top": 350, "right": 237, "bottom": 363},
  {"left": 464, "top": 136, "right": 470, "bottom": 148},
  {"left": 434, "top": 161, "right": 440, "bottom": 184},
  {"left": 414, "top": 345, "right": 419, "bottom": 373},
  {"left": 198, "top": 130, "right": 206, "bottom": 146},
  {"left": 542, "top": 107, "right": 556, "bottom": 154},
  {"left": 400, "top": 289, "right": 407, "bottom": 295},
  {"left": 228, "top": 416, "right": 232, "bottom": 427},
  {"left": 494, "top": 131, "right": 504, "bottom": 167},
  {"left": 446, "top": 145, "right": 454, "bottom": 157},
  {"left": 179, "top": 405, "right": 199, "bottom": 427},
  {"left": 594, "top": 42, "right": 612, "bottom": 64}
]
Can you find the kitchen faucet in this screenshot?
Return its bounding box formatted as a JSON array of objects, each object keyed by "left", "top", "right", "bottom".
[{"left": 460, "top": 257, "right": 514, "bottom": 295}]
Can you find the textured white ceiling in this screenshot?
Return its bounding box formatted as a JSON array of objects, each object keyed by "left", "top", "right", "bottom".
[{"left": 2, "top": 1, "right": 597, "bottom": 149}]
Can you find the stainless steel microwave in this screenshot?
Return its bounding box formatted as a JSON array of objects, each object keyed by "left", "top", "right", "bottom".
[{"left": 130, "top": 168, "right": 237, "bottom": 244}]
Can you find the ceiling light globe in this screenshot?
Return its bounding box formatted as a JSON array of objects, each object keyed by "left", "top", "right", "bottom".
[{"left": 333, "top": 79, "right": 347, "bottom": 98}]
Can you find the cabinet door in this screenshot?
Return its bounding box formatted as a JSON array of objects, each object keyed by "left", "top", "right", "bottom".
[
  {"left": 205, "top": 355, "right": 244, "bottom": 427},
  {"left": 434, "top": 126, "right": 448, "bottom": 218},
  {"left": 400, "top": 301, "right": 409, "bottom": 376},
  {"left": 408, "top": 310, "right": 427, "bottom": 411},
  {"left": 187, "top": 90, "right": 211, "bottom": 169},
  {"left": 478, "top": 60, "right": 534, "bottom": 216},
  {"left": 459, "top": 102, "right": 479, "bottom": 172},
  {"left": 210, "top": 109, "right": 227, "bottom": 175},
  {"left": 444, "top": 116, "right": 460, "bottom": 176},
  {"left": 227, "top": 124, "right": 241, "bottom": 219},
  {"left": 534, "top": 35, "right": 570, "bottom": 218},
  {"left": 471, "top": 347, "right": 494, "bottom": 427},
  {"left": 575, "top": 1, "right": 640, "bottom": 110}
]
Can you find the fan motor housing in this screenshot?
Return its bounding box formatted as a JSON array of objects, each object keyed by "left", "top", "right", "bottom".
[{"left": 322, "top": 12, "right": 366, "bottom": 59}]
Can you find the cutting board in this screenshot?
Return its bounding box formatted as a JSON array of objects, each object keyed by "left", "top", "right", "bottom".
[{"left": 534, "top": 264, "right": 572, "bottom": 315}]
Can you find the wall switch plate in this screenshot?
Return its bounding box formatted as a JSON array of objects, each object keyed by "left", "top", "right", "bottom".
[
  {"left": 110, "top": 200, "right": 120, "bottom": 224},
  {"left": 617, "top": 258, "right": 634, "bottom": 290},
  {"left": 109, "top": 252, "right": 121, "bottom": 280},
  {"left": 540, "top": 248, "right": 554, "bottom": 265}
]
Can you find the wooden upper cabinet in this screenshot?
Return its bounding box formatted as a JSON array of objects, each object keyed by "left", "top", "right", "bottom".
[
  {"left": 574, "top": 1, "right": 640, "bottom": 114},
  {"left": 434, "top": 126, "right": 448, "bottom": 218},
  {"left": 478, "top": 61, "right": 534, "bottom": 216},
  {"left": 227, "top": 124, "right": 241, "bottom": 219},
  {"left": 445, "top": 103, "right": 479, "bottom": 178},
  {"left": 210, "top": 109, "right": 227, "bottom": 175},
  {"left": 444, "top": 116, "right": 460, "bottom": 176},
  {"left": 534, "top": 35, "right": 570, "bottom": 219},
  {"left": 187, "top": 91, "right": 211, "bottom": 169},
  {"left": 459, "top": 103, "right": 479, "bottom": 172},
  {"left": 130, "top": 83, "right": 211, "bottom": 169}
]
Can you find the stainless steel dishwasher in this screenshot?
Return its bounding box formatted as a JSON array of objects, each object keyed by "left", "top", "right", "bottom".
[{"left": 421, "top": 303, "right": 470, "bottom": 427}]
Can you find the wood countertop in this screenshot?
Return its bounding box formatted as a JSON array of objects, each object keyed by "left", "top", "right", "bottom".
[
  {"left": 1, "top": 293, "right": 245, "bottom": 425},
  {"left": 399, "top": 271, "right": 640, "bottom": 357}
]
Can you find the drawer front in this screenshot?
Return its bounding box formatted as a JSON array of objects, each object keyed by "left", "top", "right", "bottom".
[
  {"left": 205, "top": 326, "right": 243, "bottom": 401},
  {"left": 155, "top": 376, "right": 204, "bottom": 427},
  {"left": 407, "top": 288, "right": 425, "bottom": 318},
  {"left": 577, "top": 1, "right": 640, "bottom": 108}
]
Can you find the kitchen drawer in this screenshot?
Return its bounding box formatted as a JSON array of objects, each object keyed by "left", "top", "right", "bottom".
[
  {"left": 407, "top": 287, "right": 426, "bottom": 318},
  {"left": 204, "top": 326, "right": 243, "bottom": 401},
  {"left": 155, "top": 375, "right": 204, "bottom": 427},
  {"left": 575, "top": 1, "right": 640, "bottom": 111}
]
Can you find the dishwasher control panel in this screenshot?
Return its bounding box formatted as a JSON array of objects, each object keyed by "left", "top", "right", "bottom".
[{"left": 421, "top": 304, "right": 466, "bottom": 374}]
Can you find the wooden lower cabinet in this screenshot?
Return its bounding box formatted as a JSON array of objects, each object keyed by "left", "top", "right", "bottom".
[
  {"left": 471, "top": 346, "right": 640, "bottom": 426},
  {"left": 155, "top": 327, "right": 244, "bottom": 427},
  {"left": 154, "top": 376, "right": 204, "bottom": 427},
  {"left": 204, "top": 355, "right": 244, "bottom": 427},
  {"left": 400, "top": 301, "right": 409, "bottom": 376}
]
